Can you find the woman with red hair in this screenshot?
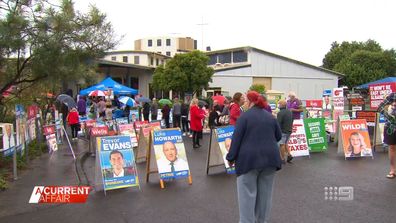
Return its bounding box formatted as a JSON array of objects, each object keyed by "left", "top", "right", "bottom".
[{"left": 226, "top": 90, "right": 282, "bottom": 223}]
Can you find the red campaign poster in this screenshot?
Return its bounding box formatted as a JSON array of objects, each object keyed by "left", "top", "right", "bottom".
[
  {"left": 369, "top": 82, "right": 396, "bottom": 109},
  {"left": 306, "top": 100, "right": 323, "bottom": 108},
  {"left": 90, "top": 126, "right": 109, "bottom": 136},
  {"left": 27, "top": 105, "right": 39, "bottom": 120},
  {"left": 43, "top": 125, "right": 56, "bottom": 136}
]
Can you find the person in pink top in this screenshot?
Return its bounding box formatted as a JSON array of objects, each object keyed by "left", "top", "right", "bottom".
[{"left": 229, "top": 92, "right": 245, "bottom": 125}]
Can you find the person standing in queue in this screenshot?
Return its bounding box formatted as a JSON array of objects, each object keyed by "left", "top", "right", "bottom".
[
  {"left": 229, "top": 92, "right": 245, "bottom": 126},
  {"left": 226, "top": 91, "right": 282, "bottom": 223},
  {"left": 190, "top": 98, "right": 205, "bottom": 148}
]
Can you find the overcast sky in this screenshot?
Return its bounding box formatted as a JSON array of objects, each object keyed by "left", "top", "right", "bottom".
[{"left": 74, "top": 0, "right": 395, "bottom": 66}]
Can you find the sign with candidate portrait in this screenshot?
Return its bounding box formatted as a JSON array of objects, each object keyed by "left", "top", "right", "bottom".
[
  {"left": 116, "top": 117, "right": 129, "bottom": 125},
  {"left": 96, "top": 135, "right": 139, "bottom": 191},
  {"left": 118, "top": 124, "right": 138, "bottom": 147},
  {"left": 0, "top": 123, "right": 16, "bottom": 157},
  {"left": 129, "top": 109, "right": 140, "bottom": 123},
  {"left": 288, "top": 119, "right": 310, "bottom": 157},
  {"left": 303, "top": 118, "right": 328, "bottom": 152},
  {"left": 216, "top": 126, "right": 235, "bottom": 174},
  {"left": 340, "top": 119, "right": 373, "bottom": 158},
  {"left": 153, "top": 129, "right": 190, "bottom": 180},
  {"left": 322, "top": 89, "right": 332, "bottom": 110},
  {"left": 15, "top": 104, "right": 27, "bottom": 154},
  {"left": 46, "top": 134, "right": 58, "bottom": 153}
]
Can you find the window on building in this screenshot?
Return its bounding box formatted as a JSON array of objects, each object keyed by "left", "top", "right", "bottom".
[
  {"left": 218, "top": 52, "right": 231, "bottom": 64},
  {"left": 208, "top": 54, "right": 217, "bottom": 65},
  {"left": 233, "top": 51, "right": 248, "bottom": 63},
  {"left": 134, "top": 56, "right": 139, "bottom": 64},
  {"left": 156, "top": 58, "right": 159, "bottom": 66},
  {"left": 123, "top": 56, "right": 128, "bottom": 63},
  {"left": 150, "top": 57, "right": 154, "bottom": 66},
  {"left": 166, "top": 51, "right": 171, "bottom": 56},
  {"left": 111, "top": 56, "right": 116, "bottom": 61},
  {"left": 157, "top": 39, "right": 162, "bottom": 46},
  {"left": 166, "top": 39, "right": 171, "bottom": 46},
  {"left": 148, "top": 39, "right": 152, "bottom": 47}
]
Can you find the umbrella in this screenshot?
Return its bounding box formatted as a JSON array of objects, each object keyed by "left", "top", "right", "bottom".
[
  {"left": 212, "top": 95, "right": 226, "bottom": 105},
  {"left": 56, "top": 94, "right": 77, "bottom": 109},
  {"left": 118, "top": 96, "right": 136, "bottom": 107},
  {"left": 137, "top": 96, "right": 151, "bottom": 103},
  {"left": 158, "top": 99, "right": 172, "bottom": 105},
  {"left": 88, "top": 90, "right": 106, "bottom": 97},
  {"left": 198, "top": 100, "right": 208, "bottom": 107}
]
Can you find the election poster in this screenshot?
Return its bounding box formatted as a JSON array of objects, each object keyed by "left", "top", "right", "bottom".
[
  {"left": 0, "top": 123, "right": 16, "bottom": 157},
  {"left": 105, "top": 120, "right": 117, "bottom": 135},
  {"left": 305, "top": 100, "right": 323, "bottom": 118},
  {"left": 96, "top": 135, "right": 139, "bottom": 191},
  {"left": 116, "top": 117, "right": 129, "bottom": 125},
  {"left": 356, "top": 110, "right": 376, "bottom": 136},
  {"left": 369, "top": 82, "right": 396, "bottom": 110},
  {"left": 288, "top": 119, "right": 310, "bottom": 157},
  {"left": 332, "top": 88, "right": 345, "bottom": 110},
  {"left": 216, "top": 126, "right": 235, "bottom": 174},
  {"left": 46, "top": 134, "right": 58, "bottom": 153},
  {"left": 340, "top": 119, "right": 373, "bottom": 158},
  {"left": 90, "top": 126, "right": 109, "bottom": 137},
  {"left": 153, "top": 129, "right": 190, "bottom": 180},
  {"left": 15, "top": 104, "right": 26, "bottom": 154},
  {"left": 322, "top": 89, "right": 332, "bottom": 110},
  {"left": 303, "top": 118, "right": 328, "bottom": 152},
  {"left": 118, "top": 124, "right": 138, "bottom": 147},
  {"left": 134, "top": 121, "right": 148, "bottom": 140},
  {"left": 129, "top": 109, "right": 140, "bottom": 123}
]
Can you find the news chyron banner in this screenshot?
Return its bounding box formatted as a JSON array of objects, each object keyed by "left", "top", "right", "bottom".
[
  {"left": 118, "top": 124, "right": 138, "bottom": 147},
  {"left": 303, "top": 118, "right": 328, "bottom": 152},
  {"left": 97, "top": 135, "right": 139, "bottom": 191},
  {"left": 288, "top": 119, "right": 310, "bottom": 157},
  {"left": 216, "top": 126, "right": 235, "bottom": 174},
  {"left": 340, "top": 119, "right": 373, "bottom": 158},
  {"left": 369, "top": 82, "right": 396, "bottom": 110},
  {"left": 153, "top": 129, "right": 190, "bottom": 180}
]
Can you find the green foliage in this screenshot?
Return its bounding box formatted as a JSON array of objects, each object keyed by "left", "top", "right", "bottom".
[
  {"left": 0, "top": 0, "right": 118, "bottom": 104},
  {"left": 152, "top": 51, "right": 214, "bottom": 94},
  {"left": 322, "top": 40, "right": 396, "bottom": 88},
  {"left": 249, "top": 84, "right": 266, "bottom": 94}
]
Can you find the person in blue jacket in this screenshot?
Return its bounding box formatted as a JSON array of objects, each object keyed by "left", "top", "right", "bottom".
[{"left": 227, "top": 90, "right": 282, "bottom": 223}]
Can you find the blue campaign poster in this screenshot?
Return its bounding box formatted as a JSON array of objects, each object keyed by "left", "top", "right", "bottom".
[
  {"left": 153, "top": 129, "right": 190, "bottom": 180},
  {"left": 97, "top": 135, "right": 139, "bottom": 191},
  {"left": 216, "top": 126, "right": 235, "bottom": 174}
]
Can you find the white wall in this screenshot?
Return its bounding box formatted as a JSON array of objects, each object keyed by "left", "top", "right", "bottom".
[
  {"left": 272, "top": 77, "right": 337, "bottom": 100},
  {"left": 210, "top": 75, "right": 252, "bottom": 96}
]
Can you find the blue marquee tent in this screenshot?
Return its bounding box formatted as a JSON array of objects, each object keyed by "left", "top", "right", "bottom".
[
  {"left": 79, "top": 77, "right": 138, "bottom": 96},
  {"left": 355, "top": 77, "right": 396, "bottom": 89}
]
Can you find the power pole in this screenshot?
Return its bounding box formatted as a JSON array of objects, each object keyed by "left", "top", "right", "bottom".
[{"left": 197, "top": 17, "right": 208, "bottom": 51}]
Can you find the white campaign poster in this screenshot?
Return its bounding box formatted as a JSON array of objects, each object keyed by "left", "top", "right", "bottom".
[{"left": 288, "top": 119, "right": 310, "bottom": 157}]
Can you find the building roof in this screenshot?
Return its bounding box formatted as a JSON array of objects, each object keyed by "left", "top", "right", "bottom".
[
  {"left": 105, "top": 50, "right": 172, "bottom": 59},
  {"left": 97, "top": 59, "right": 154, "bottom": 70},
  {"left": 206, "top": 46, "right": 345, "bottom": 77}
]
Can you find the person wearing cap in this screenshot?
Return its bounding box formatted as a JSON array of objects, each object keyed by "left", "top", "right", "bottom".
[
  {"left": 226, "top": 91, "right": 282, "bottom": 223},
  {"left": 287, "top": 91, "right": 303, "bottom": 120}
]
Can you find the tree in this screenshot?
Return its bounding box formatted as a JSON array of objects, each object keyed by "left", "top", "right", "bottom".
[
  {"left": 152, "top": 50, "right": 214, "bottom": 95},
  {"left": 322, "top": 39, "right": 396, "bottom": 88},
  {"left": 0, "top": 0, "right": 118, "bottom": 105},
  {"left": 249, "top": 84, "right": 266, "bottom": 94}
]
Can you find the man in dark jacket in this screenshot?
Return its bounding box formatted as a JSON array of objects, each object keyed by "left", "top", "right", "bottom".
[
  {"left": 143, "top": 102, "right": 150, "bottom": 121},
  {"left": 277, "top": 99, "right": 293, "bottom": 163},
  {"left": 161, "top": 104, "right": 171, "bottom": 128}
]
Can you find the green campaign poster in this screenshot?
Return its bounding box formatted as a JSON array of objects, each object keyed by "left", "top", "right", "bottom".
[{"left": 304, "top": 118, "right": 328, "bottom": 152}]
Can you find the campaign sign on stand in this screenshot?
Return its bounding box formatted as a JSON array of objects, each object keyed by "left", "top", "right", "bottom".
[
  {"left": 97, "top": 135, "right": 139, "bottom": 191},
  {"left": 215, "top": 126, "right": 235, "bottom": 174}
]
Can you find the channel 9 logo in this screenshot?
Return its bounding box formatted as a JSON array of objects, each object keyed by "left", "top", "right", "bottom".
[{"left": 324, "top": 186, "right": 354, "bottom": 201}]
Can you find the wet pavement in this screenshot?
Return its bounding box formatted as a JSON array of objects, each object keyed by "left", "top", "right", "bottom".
[{"left": 0, "top": 134, "right": 395, "bottom": 223}]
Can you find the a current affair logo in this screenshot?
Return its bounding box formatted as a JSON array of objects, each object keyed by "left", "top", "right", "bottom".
[{"left": 29, "top": 186, "right": 91, "bottom": 203}]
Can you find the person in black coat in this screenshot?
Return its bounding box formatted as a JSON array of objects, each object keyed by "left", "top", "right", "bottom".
[
  {"left": 226, "top": 91, "right": 282, "bottom": 223},
  {"left": 143, "top": 102, "right": 150, "bottom": 121}
]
